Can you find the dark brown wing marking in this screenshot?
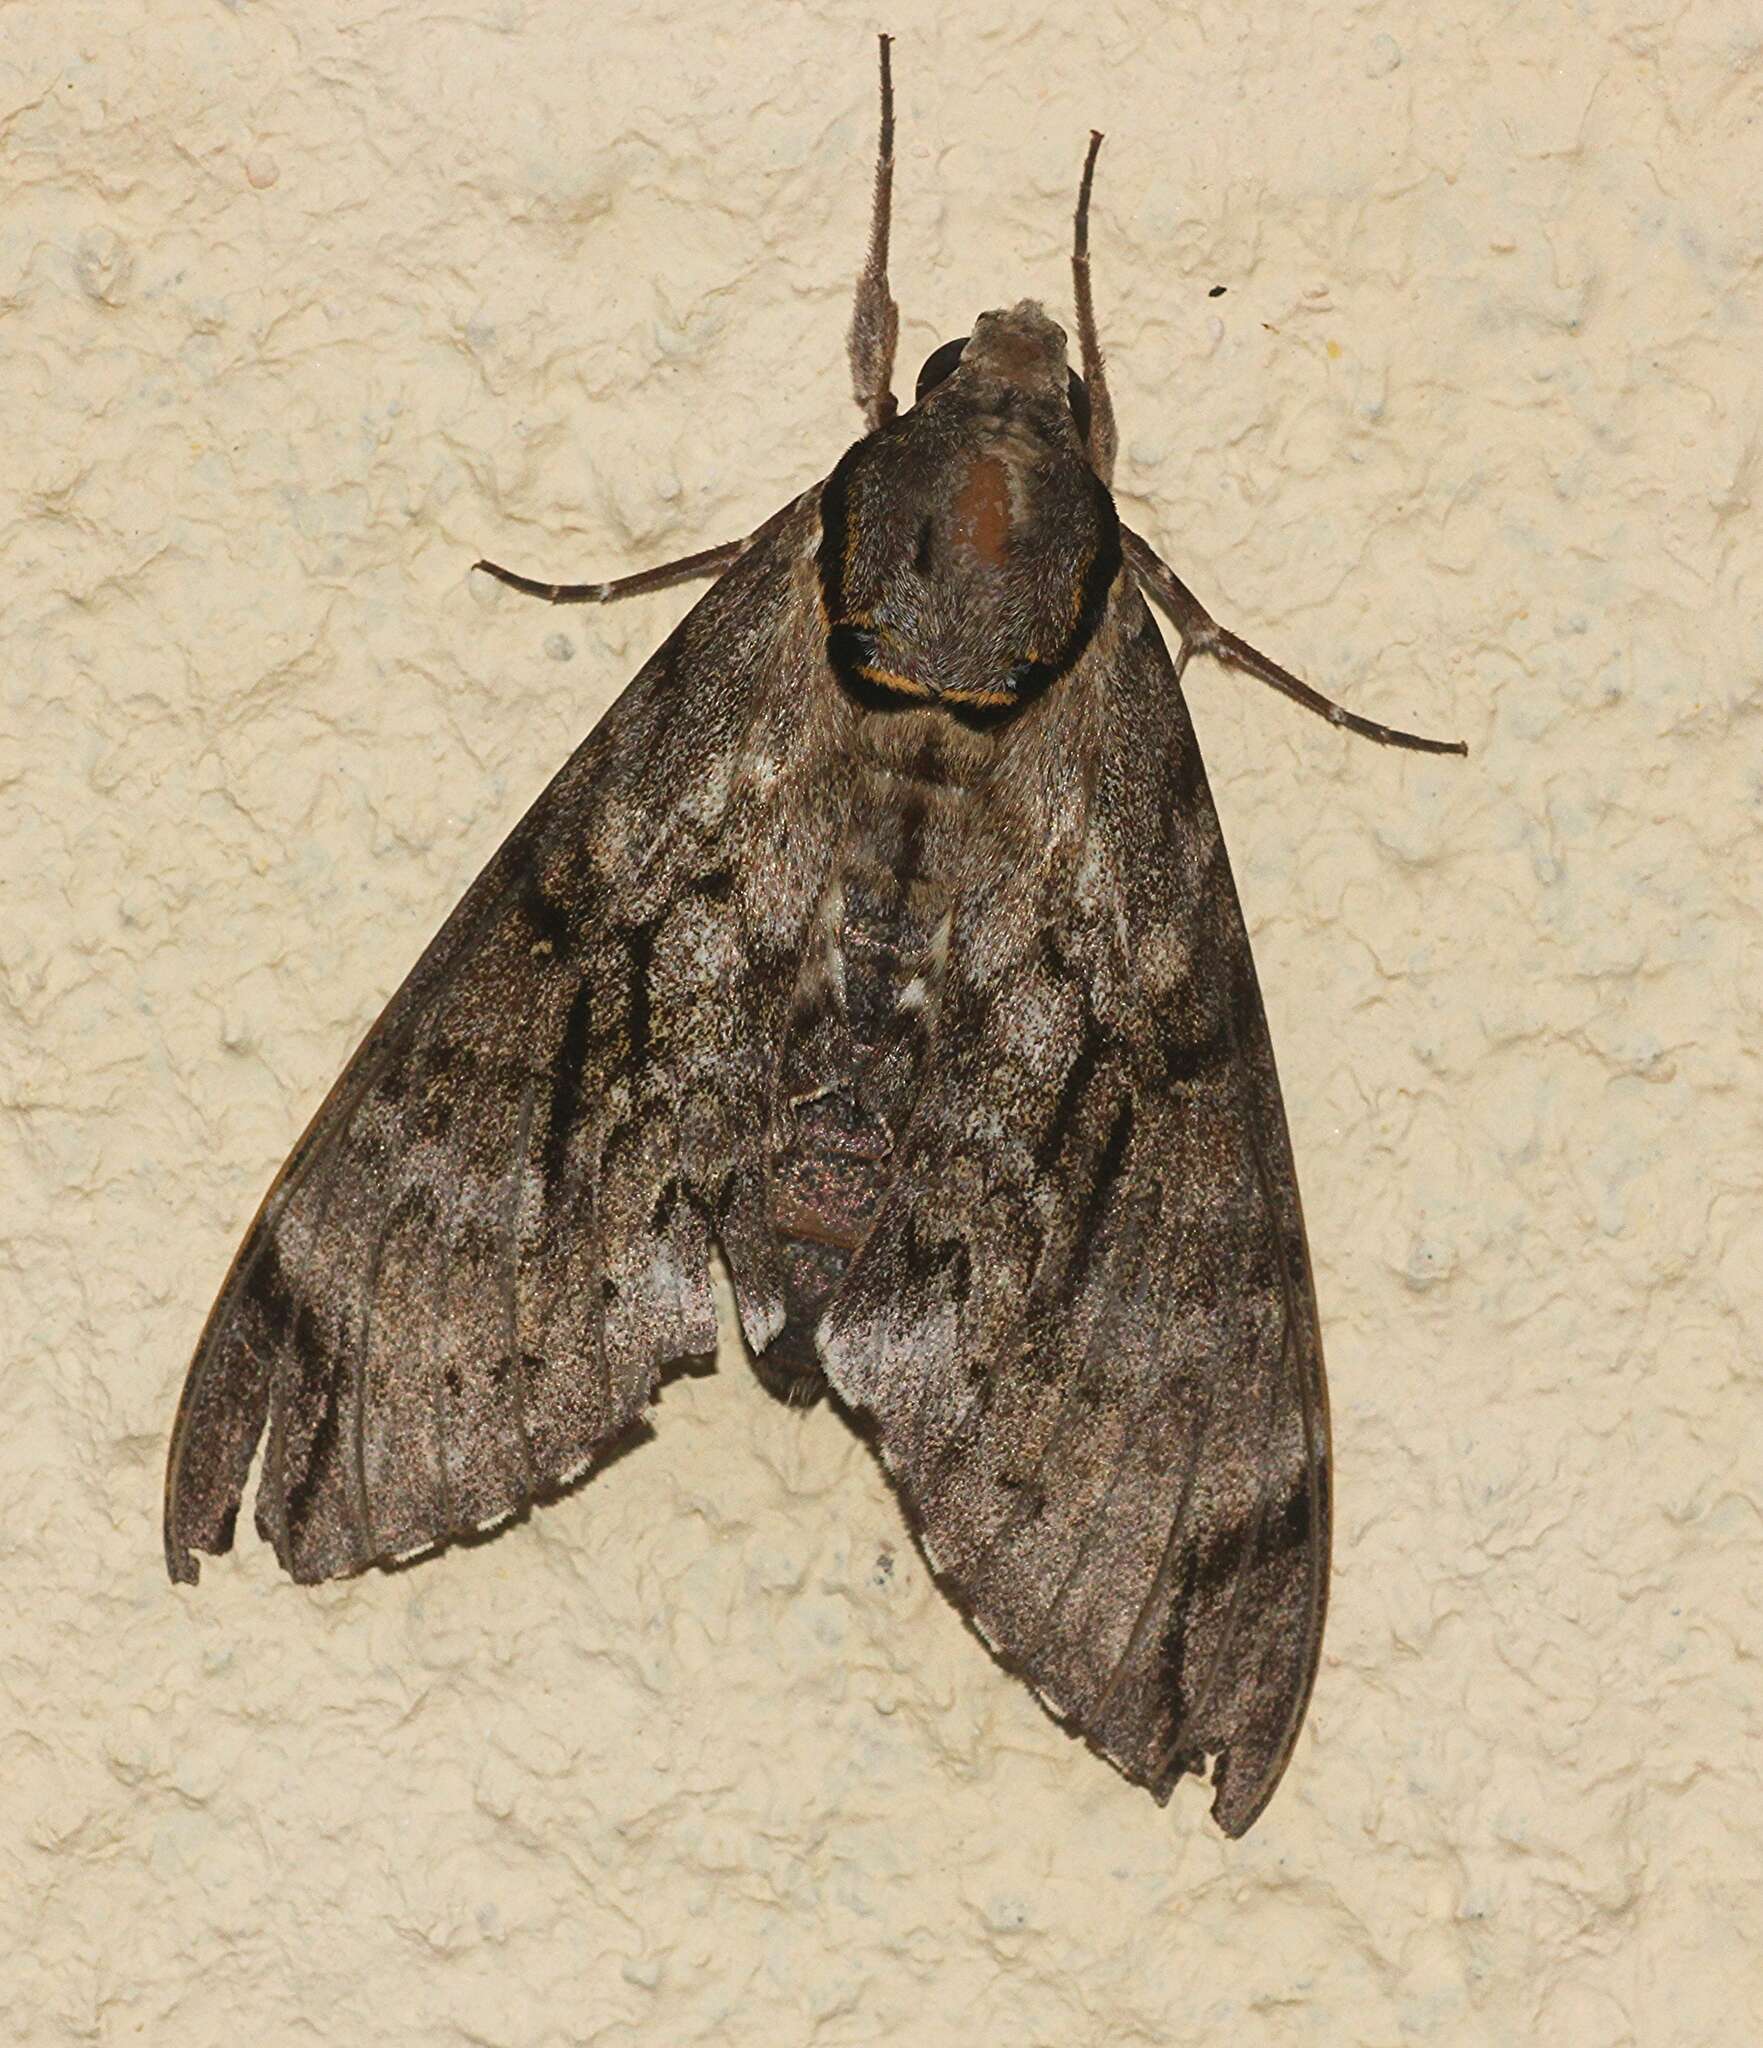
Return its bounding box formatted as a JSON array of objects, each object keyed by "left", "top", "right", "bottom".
[
  {"left": 817, "top": 584, "right": 1329, "bottom": 1836},
  {"left": 165, "top": 495, "right": 854, "bottom": 1584}
]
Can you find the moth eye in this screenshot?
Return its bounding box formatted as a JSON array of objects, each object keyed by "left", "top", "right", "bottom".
[
  {"left": 1067, "top": 370, "right": 1092, "bottom": 443},
  {"left": 915, "top": 337, "right": 969, "bottom": 402}
]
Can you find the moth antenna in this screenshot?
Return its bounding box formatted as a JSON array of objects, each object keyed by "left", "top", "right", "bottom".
[
  {"left": 473, "top": 537, "right": 747, "bottom": 606},
  {"left": 1122, "top": 527, "right": 1469, "bottom": 756},
  {"left": 1072, "top": 130, "right": 1118, "bottom": 486},
  {"left": 848, "top": 32, "right": 900, "bottom": 432}
]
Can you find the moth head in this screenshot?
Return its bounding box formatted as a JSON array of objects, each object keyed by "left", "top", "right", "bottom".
[{"left": 913, "top": 302, "right": 1092, "bottom": 444}]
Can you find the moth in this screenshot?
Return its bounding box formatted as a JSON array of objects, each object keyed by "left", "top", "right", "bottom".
[{"left": 165, "top": 41, "right": 1462, "bottom": 1835}]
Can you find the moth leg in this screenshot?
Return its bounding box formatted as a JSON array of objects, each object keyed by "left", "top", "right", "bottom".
[
  {"left": 473, "top": 536, "right": 747, "bottom": 606},
  {"left": 1071, "top": 130, "right": 1118, "bottom": 487},
  {"left": 847, "top": 33, "right": 900, "bottom": 433},
  {"left": 1122, "top": 525, "right": 1468, "bottom": 756}
]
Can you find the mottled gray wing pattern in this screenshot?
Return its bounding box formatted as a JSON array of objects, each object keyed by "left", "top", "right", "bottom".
[
  {"left": 166, "top": 496, "right": 845, "bottom": 1585},
  {"left": 817, "top": 584, "right": 1329, "bottom": 1837}
]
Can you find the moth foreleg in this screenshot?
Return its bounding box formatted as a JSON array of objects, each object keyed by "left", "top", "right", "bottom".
[
  {"left": 847, "top": 34, "right": 900, "bottom": 434},
  {"left": 1122, "top": 526, "right": 1467, "bottom": 757},
  {"left": 473, "top": 536, "right": 748, "bottom": 607}
]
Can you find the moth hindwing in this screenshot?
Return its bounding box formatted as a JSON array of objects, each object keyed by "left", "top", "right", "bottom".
[{"left": 165, "top": 37, "right": 1462, "bottom": 1836}]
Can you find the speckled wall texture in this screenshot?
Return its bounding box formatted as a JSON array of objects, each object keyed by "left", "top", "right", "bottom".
[{"left": 4, "top": 0, "right": 1759, "bottom": 2041}]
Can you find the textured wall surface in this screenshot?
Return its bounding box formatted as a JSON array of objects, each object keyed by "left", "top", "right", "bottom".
[{"left": 5, "top": 1, "right": 1760, "bottom": 2041}]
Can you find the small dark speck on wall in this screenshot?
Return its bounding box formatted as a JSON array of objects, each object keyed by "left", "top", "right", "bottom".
[{"left": 1208, "top": 285, "right": 1227, "bottom": 298}]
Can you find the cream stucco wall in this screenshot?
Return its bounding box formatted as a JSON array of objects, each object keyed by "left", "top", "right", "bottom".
[{"left": 5, "top": 2, "right": 1760, "bottom": 2042}]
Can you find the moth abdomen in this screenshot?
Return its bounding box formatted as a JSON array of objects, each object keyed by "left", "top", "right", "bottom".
[{"left": 760, "top": 742, "right": 973, "bottom": 1385}]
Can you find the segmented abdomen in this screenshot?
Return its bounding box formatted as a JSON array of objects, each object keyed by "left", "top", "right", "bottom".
[{"left": 763, "top": 758, "right": 962, "bottom": 1392}]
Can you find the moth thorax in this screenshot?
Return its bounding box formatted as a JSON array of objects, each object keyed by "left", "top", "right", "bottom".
[{"left": 819, "top": 416, "right": 1123, "bottom": 725}]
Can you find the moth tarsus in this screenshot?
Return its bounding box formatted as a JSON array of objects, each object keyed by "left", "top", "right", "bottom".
[
  {"left": 167, "top": 34, "right": 1464, "bottom": 1837},
  {"left": 472, "top": 538, "right": 748, "bottom": 608}
]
